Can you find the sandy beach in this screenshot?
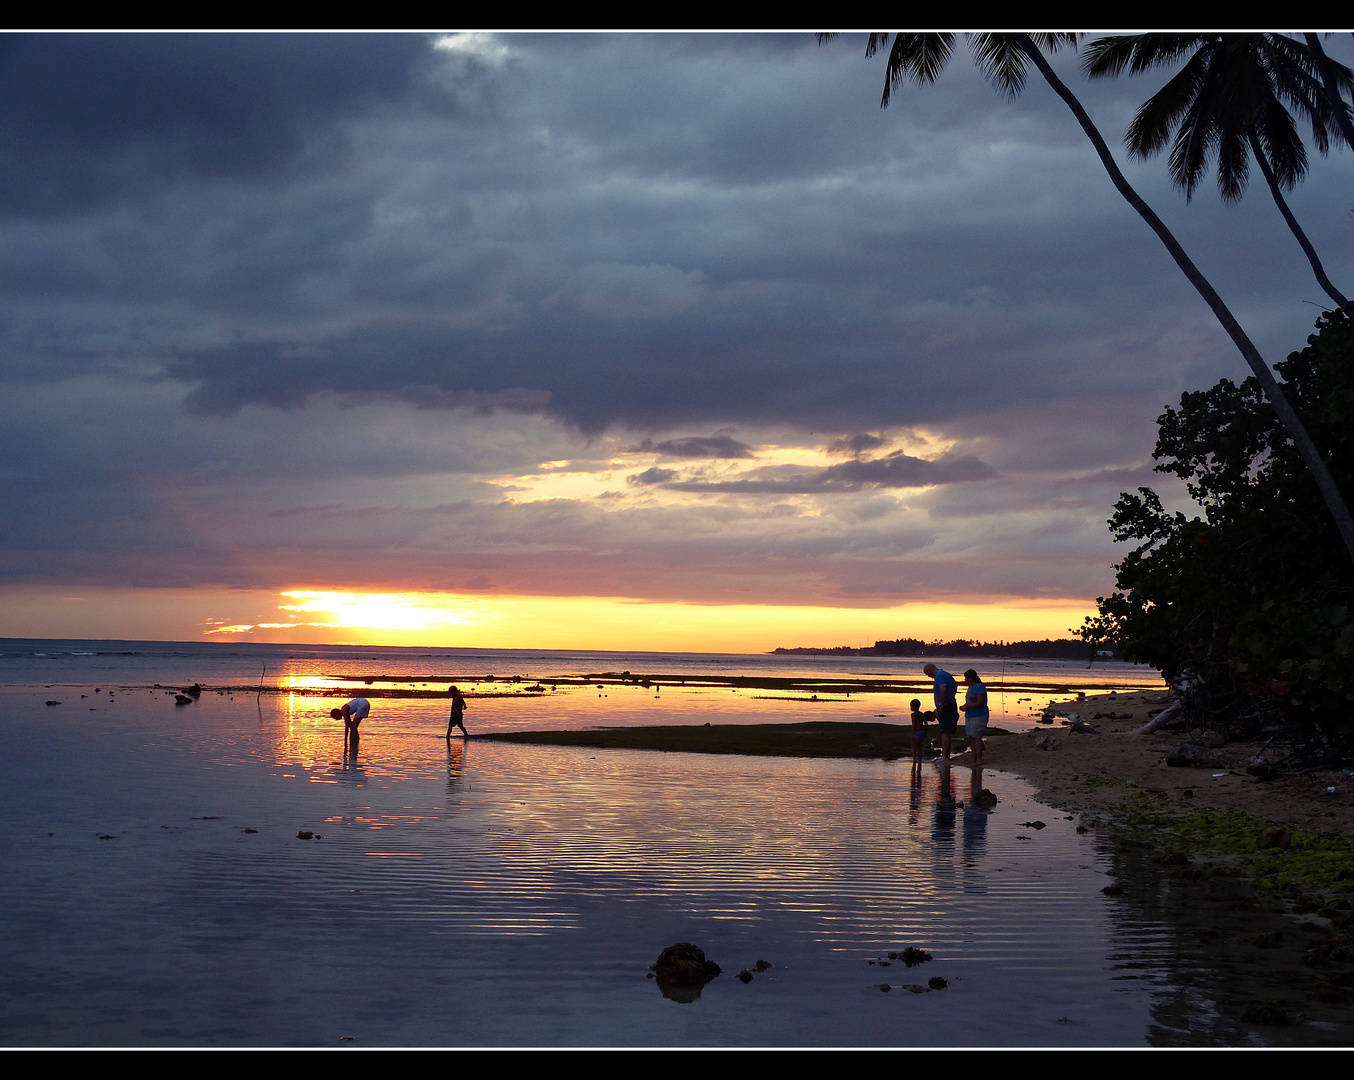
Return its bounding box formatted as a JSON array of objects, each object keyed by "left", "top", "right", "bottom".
[{"left": 994, "top": 690, "right": 1354, "bottom": 837}]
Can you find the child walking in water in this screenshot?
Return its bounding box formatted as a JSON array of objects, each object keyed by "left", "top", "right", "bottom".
[{"left": 446, "top": 685, "right": 468, "bottom": 739}]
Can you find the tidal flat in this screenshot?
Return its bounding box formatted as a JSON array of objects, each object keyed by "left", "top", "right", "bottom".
[{"left": 4, "top": 679, "right": 1353, "bottom": 1047}]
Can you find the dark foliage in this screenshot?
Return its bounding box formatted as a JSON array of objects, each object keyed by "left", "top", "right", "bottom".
[{"left": 1081, "top": 311, "right": 1354, "bottom": 733}]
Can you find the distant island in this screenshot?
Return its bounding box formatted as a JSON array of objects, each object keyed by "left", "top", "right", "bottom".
[{"left": 772, "top": 638, "right": 1118, "bottom": 660}]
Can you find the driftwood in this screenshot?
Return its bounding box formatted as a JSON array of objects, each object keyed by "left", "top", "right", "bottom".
[{"left": 1133, "top": 700, "right": 1183, "bottom": 735}]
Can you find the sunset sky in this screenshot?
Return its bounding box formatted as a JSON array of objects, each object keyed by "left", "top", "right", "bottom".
[{"left": 2, "top": 33, "right": 1351, "bottom": 652}]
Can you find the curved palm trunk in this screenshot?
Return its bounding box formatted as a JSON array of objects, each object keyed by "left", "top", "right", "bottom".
[
  {"left": 1249, "top": 131, "right": 1351, "bottom": 310},
  {"left": 1016, "top": 36, "right": 1354, "bottom": 568},
  {"left": 1303, "top": 33, "right": 1354, "bottom": 152}
]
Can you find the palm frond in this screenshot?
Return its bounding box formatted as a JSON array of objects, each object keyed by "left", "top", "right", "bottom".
[
  {"left": 1083, "top": 34, "right": 1206, "bottom": 79},
  {"left": 872, "top": 33, "right": 956, "bottom": 107}
]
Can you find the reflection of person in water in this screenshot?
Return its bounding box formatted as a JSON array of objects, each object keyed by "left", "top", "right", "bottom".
[{"left": 446, "top": 685, "right": 468, "bottom": 739}]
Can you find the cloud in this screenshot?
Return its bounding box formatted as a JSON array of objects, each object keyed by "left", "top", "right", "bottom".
[
  {"left": 0, "top": 34, "right": 436, "bottom": 216},
  {"left": 3, "top": 33, "right": 1351, "bottom": 628},
  {"left": 628, "top": 466, "right": 679, "bottom": 485},
  {"left": 828, "top": 432, "right": 889, "bottom": 455},
  {"left": 553, "top": 262, "right": 707, "bottom": 319},
  {"left": 632, "top": 435, "right": 754, "bottom": 458},
  {"left": 665, "top": 450, "right": 995, "bottom": 494}
]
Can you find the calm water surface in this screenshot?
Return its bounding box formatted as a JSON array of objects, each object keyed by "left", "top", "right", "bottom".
[{"left": 0, "top": 667, "right": 1303, "bottom": 1048}]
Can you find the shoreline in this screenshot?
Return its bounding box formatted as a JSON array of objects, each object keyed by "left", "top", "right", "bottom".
[
  {"left": 996, "top": 690, "right": 1354, "bottom": 837},
  {"left": 476, "top": 689, "right": 1354, "bottom": 836}
]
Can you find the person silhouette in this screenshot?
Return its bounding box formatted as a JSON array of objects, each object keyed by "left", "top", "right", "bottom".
[{"left": 446, "top": 685, "right": 468, "bottom": 739}]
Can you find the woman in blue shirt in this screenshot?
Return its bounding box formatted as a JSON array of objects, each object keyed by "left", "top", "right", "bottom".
[{"left": 961, "top": 669, "right": 989, "bottom": 767}]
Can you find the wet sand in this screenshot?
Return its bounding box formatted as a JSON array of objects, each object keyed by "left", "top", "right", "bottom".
[{"left": 994, "top": 690, "right": 1354, "bottom": 837}]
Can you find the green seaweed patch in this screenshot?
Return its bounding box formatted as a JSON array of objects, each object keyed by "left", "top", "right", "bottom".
[
  {"left": 1107, "top": 792, "right": 1354, "bottom": 911},
  {"left": 477, "top": 721, "right": 915, "bottom": 760}
]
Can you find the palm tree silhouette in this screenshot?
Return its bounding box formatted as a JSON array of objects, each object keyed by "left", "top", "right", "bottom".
[
  {"left": 1304, "top": 33, "right": 1354, "bottom": 152},
  {"left": 1083, "top": 33, "right": 1351, "bottom": 311},
  {"left": 832, "top": 32, "right": 1354, "bottom": 565}
]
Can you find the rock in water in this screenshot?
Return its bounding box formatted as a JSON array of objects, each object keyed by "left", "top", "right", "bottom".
[{"left": 654, "top": 942, "right": 721, "bottom": 1002}]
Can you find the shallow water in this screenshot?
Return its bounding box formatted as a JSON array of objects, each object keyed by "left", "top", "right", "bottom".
[
  {"left": 0, "top": 638, "right": 1164, "bottom": 734},
  {"left": 1, "top": 680, "right": 1324, "bottom": 1048}
]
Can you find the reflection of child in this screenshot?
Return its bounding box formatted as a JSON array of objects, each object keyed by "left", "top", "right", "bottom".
[{"left": 909, "top": 698, "right": 929, "bottom": 761}]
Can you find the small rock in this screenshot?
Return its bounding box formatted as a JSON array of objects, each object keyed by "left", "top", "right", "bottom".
[
  {"left": 655, "top": 942, "right": 721, "bottom": 986},
  {"left": 1257, "top": 827, "right": 1292, "bottom": 850},
  {"left": 900, "top": 947, "right": 933, "bottom": 967},
  {"left": 736, "top": 969, "right": 754, "bottom": 983},
  {"left": 754, "top": 959, "right": 772, "bottom": 971},
  {"left": 297, "top": 830, "right": 315, "bottom": 840},
  {"left": 928, "top": 976, "right": 948, "bottom": 990},
  {"left": 1313, "top": 981, "right": 1354, "bottom": 1003},
  {"left": 1166, "top": 744, "right": 1222, "bottom": 768},
  {"left": 1239, "top": 999, "right": 1292, "bottom": 1026},
  {"left": 901, "top": 984, "right": 927, "bottom": 994}
]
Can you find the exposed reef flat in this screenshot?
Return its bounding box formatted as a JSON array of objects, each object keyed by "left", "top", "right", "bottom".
[{"left": 477, "top": 720, "right": 920, "bottom": 759}]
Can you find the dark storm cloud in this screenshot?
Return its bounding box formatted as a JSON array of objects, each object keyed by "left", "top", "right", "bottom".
[
  {"left": 8, "top": 32, "right": 1342, "bottom": 437},
  {"left": 0, "top": 34, "right": 439, "bottom": 216},
  {"left": 2, "top": 32, "right": 1351, "bottom": 609}
]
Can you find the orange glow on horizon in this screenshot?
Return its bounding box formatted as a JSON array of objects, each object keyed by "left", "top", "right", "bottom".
[
  {"left": 0, "top": 584, "right": 1098, "bottom": 654},
  {"left": 205, "top": 589, "right": 1091, "bottom": 652}
]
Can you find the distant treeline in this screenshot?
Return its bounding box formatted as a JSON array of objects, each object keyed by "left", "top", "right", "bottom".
[{"left": 773, "top": 638, "right": 1115, "bottom": 659}]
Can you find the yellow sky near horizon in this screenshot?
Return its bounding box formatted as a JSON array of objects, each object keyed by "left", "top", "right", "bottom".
[{"left": 0, "top": 584, "right": 1096, "bottom": 652}]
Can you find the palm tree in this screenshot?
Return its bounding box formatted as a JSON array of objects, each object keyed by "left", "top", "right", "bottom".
[
  {"left": 1082, "top": 33, "right": 1352, "bottom": 311},
  {"left": 835, "top": 33, "right": 1354, "bottom": 566},
  {"left": 1303, "top": 33, "right": 1354, "bottom": 151}
]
